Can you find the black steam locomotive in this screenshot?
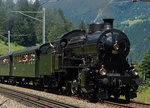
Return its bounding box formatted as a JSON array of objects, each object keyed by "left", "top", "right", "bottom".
[
  {"left": 53, "top": 18, "right": 141, "bottom": 101},
  {"left": 0, "top": 19, "right": 141, "bottom": 102}
]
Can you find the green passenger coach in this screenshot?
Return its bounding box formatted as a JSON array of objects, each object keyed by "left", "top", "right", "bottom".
[
  {"left": 0, "top": 43, "right": 61, "bottom": 86},
  {"left": 12, "top": 43, "right": 59, "bottom": 77}
]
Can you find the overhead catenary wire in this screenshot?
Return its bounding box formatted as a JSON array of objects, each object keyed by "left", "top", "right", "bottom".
[
  {"left": 93, "top": 0, "right": 133, "bottom": 23},
  {"left": 93, "top": 0, "right": 113, "bottom": 23},
  {"left": 11, "top": 35, "right": 37, "bottom": 37},
  {"left": 40, "top": 0, "right": 60, "bottom": 7}
]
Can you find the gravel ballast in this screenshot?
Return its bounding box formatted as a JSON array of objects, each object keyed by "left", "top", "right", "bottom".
[
  {"left": 0, "top": 83, "right": 108, "bottom": 108},
  {"left": 0, "top": 94, "right": 30, "bottom": 108}
]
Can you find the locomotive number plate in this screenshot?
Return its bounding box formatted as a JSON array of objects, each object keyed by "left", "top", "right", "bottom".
[{"left": 107, "top": 73, "right": 120, "bottom": 76}]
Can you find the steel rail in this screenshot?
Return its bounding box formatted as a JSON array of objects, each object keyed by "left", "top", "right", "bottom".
[
  {"left": 0, "top": 86, "right": 79, "bottom": 108},
  {"left": 104, "top": 100, "right": 150, "bottom": 108},
  {"left": 0, "top": 85, "right": 149, "bottom": 108},
  {"left": 130, "top": 101, "right": 150, "bottom": 108},
  {"left": 104, "top": 100, "right": 134, "bottom": 108}
]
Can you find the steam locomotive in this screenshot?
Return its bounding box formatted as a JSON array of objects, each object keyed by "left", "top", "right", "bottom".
[{"left": 0, "top": 19, "right": 141, "bottom": 102}]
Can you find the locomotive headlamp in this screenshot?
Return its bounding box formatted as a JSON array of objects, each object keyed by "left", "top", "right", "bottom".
[
  {"left": 113, "top": 40, "right": 119, "bottom": 51},
  {"left": 132, "top": 65, "right": 138, "bottom": 76},
  {"left": 99, "top": 65, "right": 107, "bottom": 75},
  {"left": 133, "top": 71, "right": 138, "bottom": 76},
  {"left": 96, "top": 70, "right": 99, "bottom": 73}
]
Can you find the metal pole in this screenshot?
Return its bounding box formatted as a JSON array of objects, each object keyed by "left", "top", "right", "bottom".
[
  {"left": 143, "top": 71, "right": 145, "bottom": 82},
  {"left": 8, "top": 31, "right": 10, "bottom": 53},
  {"left": 42, "top": 8, "right": 45, "bottom": 44}
]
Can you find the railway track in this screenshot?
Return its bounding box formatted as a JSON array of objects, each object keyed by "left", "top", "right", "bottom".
[
  {"left": 129, "top": 101, "right": 150, "bottom": 108},
  {"left": 104, "top": 99, "right": 150, "bottom": 108},
  {"left": 0, "top": 85, "right": 150, "bottom": 108},
  {"left": 0, "top": 86, "right": 79, "bottom": 108}
]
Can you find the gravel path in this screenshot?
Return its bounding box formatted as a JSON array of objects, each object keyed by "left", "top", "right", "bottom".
[{"left": 0, "top": 84, "right": 108, "bottom": 108}]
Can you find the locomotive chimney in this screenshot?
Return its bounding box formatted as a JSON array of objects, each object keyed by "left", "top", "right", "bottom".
[{"left": 103, "top": 18, "right": 114, "bottom": 29}]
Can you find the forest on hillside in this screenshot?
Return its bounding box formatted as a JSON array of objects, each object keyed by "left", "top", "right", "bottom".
[
  {"left": 1, "top": 0, "right": 150, "bottom": 61},
  {"left": 44, "top": 0, "right": 150, "bottom": 61},
  {"left": 0, "top": 0, "right": 73, "bottom": 46}
]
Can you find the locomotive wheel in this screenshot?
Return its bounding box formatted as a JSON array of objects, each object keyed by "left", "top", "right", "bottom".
[
  {"left": 79, "top": 89, "right": 86, "bottom": 99},
  {"left": 114, "top": 94, "right": 119, "bottom": 100},
  {"left": 71, "top": 79, "right": 78, "bottom": 95},
  {"left": 125, "top": 93, "right": 130, "bottom": 103},
  {"left": 125, "top": 86, "right": 130, "bottom": 103},
  {"left": 66, "top": 83, "right": 71, "bottom": 95},
  {"left": 71, "top": 86, "right": 78, "bottom": 95},
  {"left": 89, "top": 92, "right": 99, "bottom": 102}
]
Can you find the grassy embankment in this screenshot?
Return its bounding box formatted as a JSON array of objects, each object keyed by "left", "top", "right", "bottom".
[
  {"left": 0, "top": 39, "right": 26, "bottom": 55},
  {"left": 121, "top": 19, "right": 150, "bottom": 103},
  {"left": 121, "top": 19, "right": 143, "bottom": 27},
  {"left": 133, "top": 87, "right": 150, "bottom": 103}
]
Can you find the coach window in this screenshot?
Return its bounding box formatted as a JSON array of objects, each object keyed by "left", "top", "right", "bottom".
[
  {"left": 29, "top": 53, "right": 35, "bottom": 64},
  {"left": 1, "top": 59, "right": 3, "bottom": 64},
  {"left": 32, "top": 53, "right": 35, "bottom": 64},
  {"left": 27, "top": 54, "right": 30, "bottom": 64},
  {"left": 17, "top": 56, "right": 19, "bottom": 63},
  {"left": 14, "top": 56, "right": 16, "bottom": 63},
  {"left": 18, "top": 55, "right": 21, "bottom": 63},
  {"left": 23, "top": 54, "right": 28, "bottom": 63},
  {"left": 3, "top": 58, "right": 8, "bottom": 64},
  {"left": 0, "top": 59, "right": 3, "bottom": 64},
  {"left": 15, "top": 56, "right": 17, "bottom": 63},
  {"left": 0, "top": 60, "right": 2, "bottom": 64},
  {"left": 16, "top": 56, "right": 18, "bottom": 63},
  {"left": 2, "top": 59, "right": 5, "bottom": 64},
  {"left": 28, "top": 53, "right": 31, "bottom": 64},
  {"left": 29, "top": 53, "right": 32, "bottom": 64},
  {"left": 6, "top": 59, "right": 8, "bottom": 64}
]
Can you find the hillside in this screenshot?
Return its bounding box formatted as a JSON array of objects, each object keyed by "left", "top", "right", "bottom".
[
  {"left": 42, "top": 0, "right": 150, "bottom": 23},
  {"left": 0, "top": 0, "right": 73, "bottom": 48},
  {"left": 0, "top": 0, "right": 150, "bottom": 60},
  {"left": 0, "top": 39, "right": 25, "bottom": 55},
  {"left": 42, "top": 0, "right": 150, "bottom": 61}
]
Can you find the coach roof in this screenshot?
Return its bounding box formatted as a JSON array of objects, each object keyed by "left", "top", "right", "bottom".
[
  {"left": 13, "top": 43, "right": 50, "bottom": 55},
  {"left": 0, "top": 52, "right": 13, "bottom": 58}
]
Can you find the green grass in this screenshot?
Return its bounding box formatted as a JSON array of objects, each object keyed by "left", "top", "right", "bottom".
[
  {"left": 133, "top": 87, "right": 150, "bottom": 103},
  {"left": 0, "top": 40, "right": 26, "bottom": 55},
  {"left": 119, "top": 87, "right": 150, "bottom": 103},
  {"left": 121, "top": 19, "right": 143, "bottom": 27}
]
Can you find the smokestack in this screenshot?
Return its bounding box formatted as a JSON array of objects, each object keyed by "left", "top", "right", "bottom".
[{"left": 103, "top": 18, "right": 114, "bottom": 29}]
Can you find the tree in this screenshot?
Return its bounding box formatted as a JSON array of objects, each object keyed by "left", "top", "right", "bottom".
[
  {"left": 32, "top": 0, "right": 41, "bottom": 11},
  {"left": 139, "top": 49, "right": 150, "bottom": 83},
  {"left": 148, "top": 36, "right": 150, "bottom": 40},
  {"left": 0, "top": 0, "right": 74, "bottom": 46},
  {"left": 79, "top": 20, "right": 85, "bottom": 30},
  {"left": 10, "top": 0, "right": 38, "bottom": 46},
  {"left": 45, "top": 8, "right": 73, "bottom": 42}
]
